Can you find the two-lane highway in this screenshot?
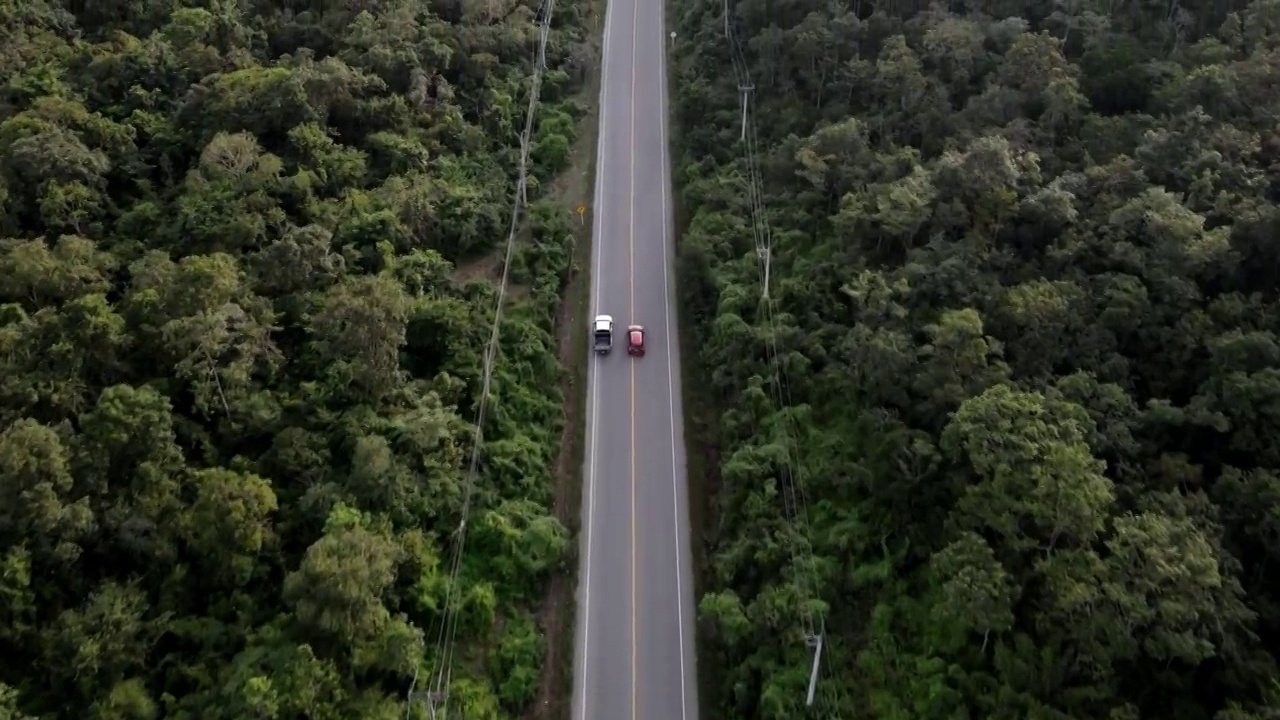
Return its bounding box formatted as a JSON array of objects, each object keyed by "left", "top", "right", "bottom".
[{"left": 571, "top": 0, "right": 698, "bottom": 714}]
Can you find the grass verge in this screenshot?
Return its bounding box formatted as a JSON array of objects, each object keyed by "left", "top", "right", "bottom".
[{"left": 673, "top": 186, "right": 724, "bottom": 720}]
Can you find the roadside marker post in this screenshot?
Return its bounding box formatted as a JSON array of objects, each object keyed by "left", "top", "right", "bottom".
[{"left": 577, "top": 204, "right": 586, "bottom": 225}]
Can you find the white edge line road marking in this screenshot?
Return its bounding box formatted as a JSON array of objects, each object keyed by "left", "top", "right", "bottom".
[
  {"left": 656, "top": 0, "right": 691, "bottom": 717},
  {"left": 578, "top": 0, "right": 614, "bottom": 713}
]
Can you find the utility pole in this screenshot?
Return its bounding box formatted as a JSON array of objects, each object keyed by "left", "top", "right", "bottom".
[
  {"left": 757, "top": 246, "right": 771, "bottom": 299},
  {"left": 738, "top": 82, "right": 753, "bottom": 142},
  {"left": 805, "top": 631, "right": 824, "bottom": 706}
]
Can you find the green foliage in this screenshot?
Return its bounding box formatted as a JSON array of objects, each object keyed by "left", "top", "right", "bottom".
[
  {"left": 672, "top": 0, "right": 1280, "bottom": 717},
  {"left": 0, "top": 0, "right": 589, "bottom": 716},
  {"left": 532, "top": 105, "right": 577, "bottom": 177},
  {"left": 488, "top": 611, "right": 544, "bottom": 712}
]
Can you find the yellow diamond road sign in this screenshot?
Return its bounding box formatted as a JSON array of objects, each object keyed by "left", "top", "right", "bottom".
[{"left": 576, "top": 205, "right": 586, "bottom": 215}]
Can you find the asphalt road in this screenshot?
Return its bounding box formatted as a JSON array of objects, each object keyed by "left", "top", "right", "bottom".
[{"left": 570, "top": 0, "right": 699, "bottom": 715}]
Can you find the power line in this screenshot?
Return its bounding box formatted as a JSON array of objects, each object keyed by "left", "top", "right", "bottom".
[
  {"left": 407, "top": 1, "right": 557, "bottom": 717},
  {"left": 725, "top": 0, "right": 817, "bottom": 613},
  {"left": 719, "top": 0, "right": 829, "bottom": 706}
]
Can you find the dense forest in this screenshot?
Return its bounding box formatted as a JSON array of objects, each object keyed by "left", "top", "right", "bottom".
[
  {"left": 671, "top": 0, "right": 1280, "bottom": 718},
  {"left": 0, "top": 0, "right": 589, "bottom": 717}
]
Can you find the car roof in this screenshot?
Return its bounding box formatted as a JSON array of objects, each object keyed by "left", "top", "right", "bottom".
[{"left": 595, "top": 314, "right": 613, "bottom": 323}]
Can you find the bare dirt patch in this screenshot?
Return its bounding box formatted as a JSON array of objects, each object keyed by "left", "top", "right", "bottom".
[{"left": 526, "top": 10, "right": 603, "bottom": 720}]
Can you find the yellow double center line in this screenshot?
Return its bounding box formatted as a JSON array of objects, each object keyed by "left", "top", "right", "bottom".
[{"left": 627, "top": 0, "right": 640, "bottom": 715}]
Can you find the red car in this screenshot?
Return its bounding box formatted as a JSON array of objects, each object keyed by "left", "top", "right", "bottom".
[{"left": 627, "top": 325, "right": 646, "bottom": 357}]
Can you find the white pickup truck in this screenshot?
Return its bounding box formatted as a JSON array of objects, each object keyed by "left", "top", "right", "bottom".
[{"left": 593, "top": 314, "right": 613, "bottom": 355}]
